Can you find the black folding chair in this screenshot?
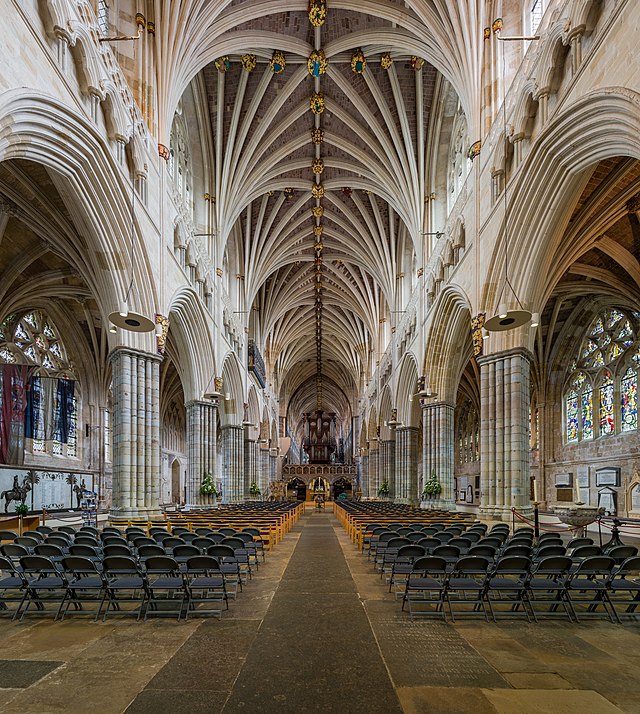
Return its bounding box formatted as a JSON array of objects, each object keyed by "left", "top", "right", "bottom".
[
  {"left": 565, "top": 556, "right": 616, "bottom": 622},
  {"left": 527, "top": 555, "right": 574, "bottom": 621},
  {"left": 606, "top": 556, "right": 640, "bottom": 622},
  {"left": 59, "top": 556, "right": 106, "bottom": 620},
  {"left": 445, "top": 556, "right": 490, "bottom": 621},
  {"left": 17, "top": 555, "right": 68, "bottom": 620},
  {"left": 142, "top": 556, "right": 188, "bottom": 620},
  {"left": 101, "top": 555, "right": 147, "bottom": 620},
  {"left": 402, "top": 556, "right": 448, "bottom": 621},
  {"left": 184, "top": 556, "right": 228, "bottom": 619},
  {"left": 0, "top": 555, "right": 26, "bottom": 619},
  {"left": 388, "top": 545, "right": 426, "bottom": 595},
  {"left": 485, "top": 556, "right": 534, "bottom": 622}
]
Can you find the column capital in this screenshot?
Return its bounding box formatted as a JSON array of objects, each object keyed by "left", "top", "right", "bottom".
[
  {"left": 395, "top": 425, "right": 420, "bottom": 434},
  {"left": 108, "top": 346, "right": 163, "bottom": 365},
  {"left": 185, "top": 399, "right": 218, "bottom": 411},
  {"left": 220, "top": 423, "right": 244, "bottom": 432},
  {"left": 477, "top": 346, "right": 533, "bottom": 367},
  {"left": 421, "top": 400, "right": 454, "bottom": 411}
]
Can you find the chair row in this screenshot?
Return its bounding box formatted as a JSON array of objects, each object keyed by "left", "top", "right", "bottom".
[
  {"left": 0, "top": 553, "right": 234, "bottom": 621},
  {"left": 398, "top": 554, "right": 640, "bottom": 624}
]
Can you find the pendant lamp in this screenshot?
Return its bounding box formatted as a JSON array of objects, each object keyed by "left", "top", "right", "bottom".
[
  {"left": 108, "top": 45, "right": 155, "bottom": 333},
  {"left": 484, "top": 42, "right": 531, "bottom": 332}
]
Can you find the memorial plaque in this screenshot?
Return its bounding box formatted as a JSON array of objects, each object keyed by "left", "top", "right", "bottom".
[
  {"left": 598, "top": 487, "right": 617, "bottom": 515},
  {"left": 555, "top": 472, "right": 572, "bottom": 487},
  {"left": 596, "top": 467, "right": 619, "bottom": 487},
  {"left": 632, "top": 485, "right": 640, "bottom": 512}
]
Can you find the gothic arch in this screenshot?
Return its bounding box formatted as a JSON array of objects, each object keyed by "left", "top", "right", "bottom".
[
  {"left": 395, "top": 353, "right": 421, "bottom": 427},
  {"left": 0, "top": 90, "right": 158, "bottom": 342},
  {"left": 167, "top": 287, "right": 215, "bottom": 400},
  {"left": 424, "top": 285, "right": 473, "bottom": 403}
]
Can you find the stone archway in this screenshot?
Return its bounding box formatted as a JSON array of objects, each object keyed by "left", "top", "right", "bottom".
[{"left": 171, "top": 459, "right": 181, "bottom": 505}]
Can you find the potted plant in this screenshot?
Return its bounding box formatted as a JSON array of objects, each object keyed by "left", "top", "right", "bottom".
[
  {"left": 14, "top": 502, "right": 28, "bottom": 536},
  {"left": 377, "top": 480, "right": 390, "bottom": 499},
  {"left": 423, "top": 472, "right": 442, "bottom": 502},
  {"left": 249, "top": 481, "right": 261, "bottom": 499},
  {"left": 200, "top": 472, "right": 219, "bottom": 502}
]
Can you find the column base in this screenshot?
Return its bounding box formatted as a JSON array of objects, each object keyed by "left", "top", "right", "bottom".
[
  {"left": 420, "top": 498, "right": 456, "bottom": 511},
  {"left": 478, "top": 505, "right": 534, "bottom": 523},
  {"left": 109, "top": 507, "right": 163, "bottom": 521}
]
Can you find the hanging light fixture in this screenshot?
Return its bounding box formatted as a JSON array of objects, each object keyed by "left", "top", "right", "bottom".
[
  {"left": 108, "top": 39, "right": 155, "bottom": 334},
  {"left": 484, "top": 39, "right": 531, "bottom": 333}
]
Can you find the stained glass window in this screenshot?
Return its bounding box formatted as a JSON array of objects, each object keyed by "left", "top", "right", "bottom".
[
  {"left": 0, "top": 310, "right": 79, "bottom": 458},
  {"left": 567, "top": 308, "right": 640, "bottom": 441},
  {"left": 621, "top": 367, "right": 637, "bottom": 432},
  {"left": 582, "top": 387, "right": 593, "bottom": 440},
  {"left": 566, "top": 392, "right": 579, "bottom": 442},
  {"left": 599, "top": 373, "right": 615, "bottom": 435}
]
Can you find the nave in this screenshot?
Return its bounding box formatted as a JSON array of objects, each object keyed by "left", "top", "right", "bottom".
[{"left": 0, "top": 509, "right": 639, "bottom": 714}]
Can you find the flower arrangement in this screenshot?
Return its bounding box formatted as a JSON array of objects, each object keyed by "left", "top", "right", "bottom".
[
  {"left": 423, "top": 472, "right": 442, "bottom": 498},
  {"left": 15, "top": 503, "right": 29, "bottom": 515},
  {"left": 377, "top": 480, "right": 390, "bottom": 498},
  {"left": 249, "top": 482, "right": 261, "bottom": 497},
  {"left": 200, "top": 473, "right": 219, "bottom": 498}
]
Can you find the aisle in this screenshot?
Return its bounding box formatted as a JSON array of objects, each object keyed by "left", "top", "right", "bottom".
[{"left": 222, "top": 511, "right": 402, "bottom": 713}]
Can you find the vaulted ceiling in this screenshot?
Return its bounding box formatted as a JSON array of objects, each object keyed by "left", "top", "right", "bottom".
[{"left": 190, "top": 3, "right": 451, "bottom": 442}]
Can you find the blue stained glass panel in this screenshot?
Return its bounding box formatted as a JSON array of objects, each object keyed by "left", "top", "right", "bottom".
[
  {"left": 567, "top": 393, "right": 579, "bottom": 442},
  {"left": 582, "top": 387, "right": 593, "bottom": 440},
  {"left": 621, "top": 367, "right": 637, "bottom": 432},
  {"left": 600, "top": 375, "right": 615, "bottom": 435}
]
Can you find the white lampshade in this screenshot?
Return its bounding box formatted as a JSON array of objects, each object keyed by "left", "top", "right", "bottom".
[
  {"left": 498, "top": 303, "right": 508, "bottom": 319},
  {"left": 119, "top": 301, "right": 129, "bottom": 318},
  {"left": 530, "top": 312, "right": 540, "bottom": 328}
]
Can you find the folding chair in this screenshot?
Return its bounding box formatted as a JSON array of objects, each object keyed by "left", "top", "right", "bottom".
[
  {"left": 445, "top": 556, "right": 491, "bottom": 621},
  {"left": 59, "top": 556, "right": 106, "bottom": 620},
  {"left": 606, "top": 556, "right": 640, "bottom": 622},
  {"left": 0, "top": 555, "right": 26, "bottom": 619},
  {"left": 208, "top": 545, "right": 242, "bottom": 597},
  {"left": 485, "top": 556, "right": 534, "bottom": 622},
  {"left": 17, "top": 555, "right": 68, "bottom": 620},
  {"left": 388, "top": 545, "right": 425, "bottom": 595},
  {"left": 142, "top": 556, "right": 188, "bottom": 620},
  {"left": 527, "top": 555, "right": 574, "bottom": 621},
  {"left": 184, "top": 556, "right": 228, "bottom": 619},
  {"left": 101, "top": 556, "right": 147, "bottom": 620},
  {"left": 402, "top": 556, "right": 448, "bottom": 621},
  {"left": 565, "top": 556, "right": 617, "bottom": 623}
]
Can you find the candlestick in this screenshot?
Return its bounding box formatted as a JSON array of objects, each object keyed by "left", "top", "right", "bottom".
[
  {"left": 533, "top": 479, "right": 538, "bottom": 503},
  {"left": 574, "top": 475, "right": 582, "bottom": 504}
]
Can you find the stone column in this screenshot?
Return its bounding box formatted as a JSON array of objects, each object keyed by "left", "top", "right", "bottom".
[
  {"left": 269, "top": 450, "right": 278, "bottom": 486},
  {"left": 259, "top": 445, "right": 270, "bottom": 495},
  {"left": 478, "top": 349, "right": 532, "bottom": 519},
  {"left": 361, "top": 453, "right": 369, "bottom": 497},
  {"left": 380, "top": 438, "right": 396, "bottom": 498},
  {"left": 369, "top": 443, "right": 379, "bottom": 497},
  {"left": 220, "top": 424, "right": 244, "bottom": 503},
  {"left": 244, "top": 434, "right": 257, "bottom": 499},
  {"left": 395, "top": 426, "right": 419, "bottom": 504},
  {"left": 422, "top": 400, "right": 455, "bottom": 509},
  {"left": 110, "top": 348, "right": 162, "bottom": 518},
  {"left": 186, "top": 399, "right": 218, "bottom": 504}
]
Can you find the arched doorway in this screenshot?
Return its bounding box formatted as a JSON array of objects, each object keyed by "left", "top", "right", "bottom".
[
  {"left": 332, "top": 478, "right": 352, "bottom": 500},
  {"left": 287, "top": 477, "right": 306, "bottom": 502},
  {"left": 171, "top": 459, "right": 181, "bottom": 505}
]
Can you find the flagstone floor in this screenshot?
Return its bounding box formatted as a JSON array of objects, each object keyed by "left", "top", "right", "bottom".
[{"left": 0, "top": 511, "right": 639, "bottom": 713}]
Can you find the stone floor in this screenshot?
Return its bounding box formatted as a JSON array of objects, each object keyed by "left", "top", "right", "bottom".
[{"left": 1, "top": 511, "right": 640, "bottom": 713}]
